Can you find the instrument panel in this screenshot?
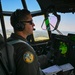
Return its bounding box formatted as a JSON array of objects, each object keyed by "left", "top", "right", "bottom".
[{"left": 28, "top": 33, "right": 75, "bottom": 69}]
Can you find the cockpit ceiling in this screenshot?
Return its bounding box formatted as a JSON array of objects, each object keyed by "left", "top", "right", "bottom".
[{"left": 37, "top": 0, "right": 75, "bottom": 13}]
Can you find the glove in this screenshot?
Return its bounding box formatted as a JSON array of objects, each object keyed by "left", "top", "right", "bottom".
[{"left": 46, "top": 51, "right": 52, "bottom": 59}]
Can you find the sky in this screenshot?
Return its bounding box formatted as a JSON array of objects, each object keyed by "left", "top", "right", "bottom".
[{"left": 0, "top": 0, "right": 75, "bottom": 35}]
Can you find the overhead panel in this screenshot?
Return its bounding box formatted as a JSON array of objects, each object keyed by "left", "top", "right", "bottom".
[{"left": 37, "top": 0, "right": 75, "bottom": 13}]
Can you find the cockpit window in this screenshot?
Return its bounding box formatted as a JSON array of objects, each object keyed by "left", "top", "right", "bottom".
[
  {"left": 25, "top": 0, "right": 41, "bottom": 11},
  {"left": 1, "top": 0, "right": 23, "bottom": 11},
  {"left": 0, "top": 0, "right": 75, "bottom": 37},
  {"left": 4, "top": 16, "right": 13, "bottom": 37},
  {"left": 33, "top": 15, "right": 50, "bottom": 42}
]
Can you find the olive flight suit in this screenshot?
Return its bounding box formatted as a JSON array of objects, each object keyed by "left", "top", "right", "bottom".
[{"left": 7, "top": 33, "right": 45, "bottom": 75}]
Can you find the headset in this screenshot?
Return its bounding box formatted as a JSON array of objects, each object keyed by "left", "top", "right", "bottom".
[{"left": 12, "top": 9, "right": 25, "bottom": 31}]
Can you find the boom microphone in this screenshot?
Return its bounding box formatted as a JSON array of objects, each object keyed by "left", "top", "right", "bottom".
[{"left": 33, "top": 28, "right": 36, "bottom": 30}]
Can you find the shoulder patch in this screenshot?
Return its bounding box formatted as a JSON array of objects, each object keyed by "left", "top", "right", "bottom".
[{"left": 23, "top": 51, "right": 34, "bottom": 63}]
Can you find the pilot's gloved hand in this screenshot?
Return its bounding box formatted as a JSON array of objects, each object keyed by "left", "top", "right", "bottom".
[
  {"left": 46, "top": 51, "right": 54, "bottom": 64},
  {"left": 46, "top": 50, "right": 54, "bottom": 64},
  {"left": 46, "top": 51, "right": 52, "bottom": 59}
]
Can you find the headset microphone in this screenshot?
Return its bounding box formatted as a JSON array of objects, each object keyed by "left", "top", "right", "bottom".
[{"left": 33, "top": 28, "right": 35, "bottom": 30}]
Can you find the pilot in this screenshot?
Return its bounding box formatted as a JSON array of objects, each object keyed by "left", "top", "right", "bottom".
[{"left": 7, "top": 9, "right": 51, "bottom": 75}]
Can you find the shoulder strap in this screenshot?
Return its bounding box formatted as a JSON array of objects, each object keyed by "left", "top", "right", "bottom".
[{"left": 8, "top": 40, "right": 28, "bottom": 45}]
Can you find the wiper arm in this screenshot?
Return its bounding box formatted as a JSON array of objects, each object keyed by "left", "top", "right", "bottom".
[
  {"left": 53, "top": 12, "right": 61, "bottom": 30},
  {"left": 50, "top": 23, "right": 63, "bottom": 35}
]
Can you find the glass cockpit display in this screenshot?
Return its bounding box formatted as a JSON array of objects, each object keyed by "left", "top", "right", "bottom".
[
  {"left": 33, "top": 30, "right": 50, "bottom": 42},
  {"left": 59, "top": 41, "right": 68, "bottom": 55},
  {"left": 68, "top": 33, "right": 75, "bottom": 41}
]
